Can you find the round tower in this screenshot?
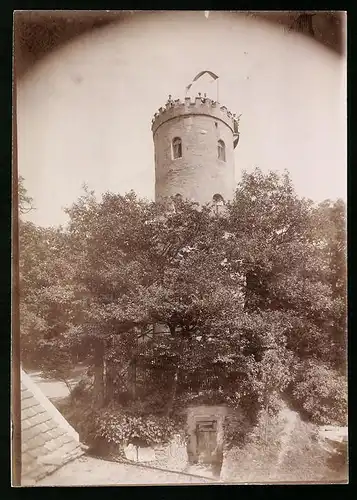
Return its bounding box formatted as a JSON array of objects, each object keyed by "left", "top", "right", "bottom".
[{"left": 151, "top": 95, "right": 240, "bottom": 206}]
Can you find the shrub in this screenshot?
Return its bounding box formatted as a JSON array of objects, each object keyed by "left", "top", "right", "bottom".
[
  {"left": 70, "top": 377, "right": 93, "bottom": 402},
  {"left": 223, "top": 410, "right": 253, "bottom": 449},
  {"left": 62, "top": 396, "right": 181, "bottom": 456},
  {"left": 291, "top": 359, "right": 347, "bottom": 426},
  {"left": 94, "top": 407, "right": 178, "bottom": 448}
]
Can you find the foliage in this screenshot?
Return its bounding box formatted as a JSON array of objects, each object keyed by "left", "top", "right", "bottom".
[
  {"left": 19, "top": 221, "right": 77, "bottom": 371},
  {"left": 19, "top": 176, "right": 34, "bottom": 214},
  {"left": 19, "top": 170, "right": 347, "bottom": 447},
  {"left": 93, "top": 407, "right": 177, "bottom": 448},
  {"left": 223, "top": 411, "right": 253, "bottom": 450},
  {"left": 70, "top": 376, "right": 94, "bottom": 402},
  {"left": 309, "top": 198, "right": 347, "bottom": 370},
  {"left": 291, "top": 359, "right": 347, "bottom": 426},
  {"left": 65, "top": 396, "right": 180, "bottom": 452},
  {"left": 19, "top": 181, "right": 80, "bottom": 380}
]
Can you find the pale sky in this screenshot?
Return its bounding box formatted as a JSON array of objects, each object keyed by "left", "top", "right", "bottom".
[{"left": 17, "top": 11, "right": 347, "bottom": 228}]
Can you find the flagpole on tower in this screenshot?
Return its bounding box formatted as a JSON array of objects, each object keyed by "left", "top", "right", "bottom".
[{"left": 185, "top": 71, "right": 219, "bottom": 101}]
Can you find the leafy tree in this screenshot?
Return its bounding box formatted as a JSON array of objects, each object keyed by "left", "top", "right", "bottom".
[
  {"left": 61, "top": 174, "right": 305, "bottom": 426},
  {"left": 19, "top": 179, "right": 80, "bottom": 383},
  {"left": 19, "top": 176, "right": 34, "bottom": 215},
  {"left": 292, "top": 358, "right": 347, "bottom": 425},
  {"left": 63, "top": 190, "right": 240, "bottom": 409},
  {"left": 225, "top": 170, "right": 345, "bottom": 364},
  {"left": 19, "top": 170, "right": 347, "bottom": 450},
  {"left": 308, "top": 199, "right": 347, "bottom": 370}
]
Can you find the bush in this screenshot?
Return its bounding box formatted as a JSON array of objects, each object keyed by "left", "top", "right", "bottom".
[
  {"left": 70, "top": 377, "right": 93, "bottom": 402},
  {"left": 62, "top": 396, "right": 181, "bottom": 456},
  {"left": 291, "top": 360, "right": 347, "bottom": 426},
  {"left": 94, "top": 408, "right": 177, "bottom": 448}
]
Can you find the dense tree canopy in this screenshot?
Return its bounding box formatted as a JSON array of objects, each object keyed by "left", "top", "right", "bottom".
[{"left": 19, "top": 169, "right": 347, "bottom": 447}]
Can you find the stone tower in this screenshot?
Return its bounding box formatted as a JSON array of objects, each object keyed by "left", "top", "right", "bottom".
[{"left": 151, "top": 95, "right": 240, "bottom": 206}]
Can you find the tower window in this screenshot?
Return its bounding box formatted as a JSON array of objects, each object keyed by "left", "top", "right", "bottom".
[
  {"left": 174, "top": 193, "right": 183, "bottom": 201},
  {"left": 172, "top": 137, "right": 182, "bottom": 159},
  {"left": 213, "top": 194, "right": 225, "bottom": 214},
  {"left": 218, "top": 140, "right": 226, "bottom": 162},
  {"left": 171, "top": 193, "right": 183, "bottom": 213}
]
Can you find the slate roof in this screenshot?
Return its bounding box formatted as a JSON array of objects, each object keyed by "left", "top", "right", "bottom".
[{"left": 21, "top": 369, "right": 84, "bottom": 486}]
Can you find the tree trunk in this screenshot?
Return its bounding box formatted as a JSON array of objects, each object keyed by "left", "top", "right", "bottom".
[
  {"left": 93, "top": 340, "right": 105, "bottom": 408},
  {"left": 129, "top": 358, "right": 137, "bottom": 400},
  {"left": 166, "top": 368, "right": 179, "bottom": 417},
  {"left": 105, "top": 360, "right": 115, "bottom": 404},
  {"left": 166, "top": 332, "right": 184, "bottom": 417},
  {"left": 61, "top": 377, "right": 73, "bottom": 395}
]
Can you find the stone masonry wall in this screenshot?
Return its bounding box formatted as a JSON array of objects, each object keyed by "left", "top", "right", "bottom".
[{"left": 153, "top": 105, "right": 235, "bottom": 205}]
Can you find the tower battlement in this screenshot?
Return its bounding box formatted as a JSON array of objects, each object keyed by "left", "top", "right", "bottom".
[{"left": 151, "top": 96, "right": 239, "bottom": 136}]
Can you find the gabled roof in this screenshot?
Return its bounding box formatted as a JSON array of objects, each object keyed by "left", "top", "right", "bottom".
[{"left": 21, "top": 369, "right": 84, "bottom": 486}]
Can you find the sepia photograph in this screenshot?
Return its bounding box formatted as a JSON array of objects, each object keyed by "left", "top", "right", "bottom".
[{"left": 12, "top": 10, "right": 347, "bottom": 486}]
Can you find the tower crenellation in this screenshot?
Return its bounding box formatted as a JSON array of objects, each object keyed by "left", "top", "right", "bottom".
[{"left": 151, "top": 96, "right": 238, "bottom": 136}]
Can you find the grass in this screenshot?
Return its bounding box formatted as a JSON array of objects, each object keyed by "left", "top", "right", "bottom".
[{"left": 220, "top": 403, "right": 348, "bottom": 484}]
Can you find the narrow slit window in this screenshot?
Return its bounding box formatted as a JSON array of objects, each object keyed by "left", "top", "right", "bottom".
[
  {"left": 172, "top": 137, "right": 182, "bottom": 159},
  {"left": 218, "top": 140, "right": 226, "bottom": 162}
]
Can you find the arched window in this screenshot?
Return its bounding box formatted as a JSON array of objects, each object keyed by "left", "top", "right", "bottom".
[
  {"left": 213, "top": 193, "right": 224, "bottom": 205},
  {"left": 218, "top": 140, "right": 226, "bottom": 162},
  {"left": 172, "top": 137, "right": 182, "bottom": 159},
  {"left": 171, "top": 193, "right": 183, "bottom": 213},
  {"left": 213, "top": 194, "right": 225, "bottom": 214}
]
